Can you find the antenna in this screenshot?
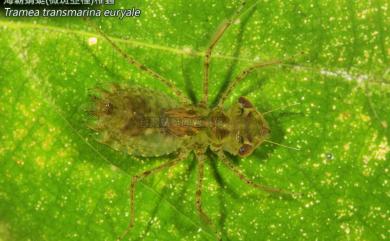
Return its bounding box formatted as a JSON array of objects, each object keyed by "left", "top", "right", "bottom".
[
  {"left": 263, "top": 102, "right": 300, "bottom": 115},
  {"left": 264, "top": 140, "right": 300, "bottom": 151}
]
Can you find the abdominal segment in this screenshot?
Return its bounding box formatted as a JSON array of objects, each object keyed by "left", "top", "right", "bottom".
[{"left": 88, "top": 85, "right": 184, "bottom": 157}]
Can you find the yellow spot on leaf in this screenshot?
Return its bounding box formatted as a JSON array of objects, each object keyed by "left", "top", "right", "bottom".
[{"left": 88, "top": 37, "right": 97, "bottom": 46}]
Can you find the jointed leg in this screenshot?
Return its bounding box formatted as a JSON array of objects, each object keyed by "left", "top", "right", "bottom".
[
  {"left": 202, "top": 20, "right": 231, "bottom": 106},
  {"left": 218, "top": 152, "right": 293, "bottom": 195},
  {"left": 195, "top": 154, "right": 212, "bottom": 224},
  {"left": 117, "top": 152, "right": 187, "bottom": 241},
  {"left": 202, "top": 1, "right": 248, "bottom": 105},
  {"left": 217, "top": 51, "right": 305, "bottom": 107},
  {"left": 85, "top": 18, "right": 191, "bottom": 105},
  {"left": 217, "top": 59, "right": 284, "bottom": 107},
  {"left": 195, "top": 153, "right": 221, "bottom": 240}
]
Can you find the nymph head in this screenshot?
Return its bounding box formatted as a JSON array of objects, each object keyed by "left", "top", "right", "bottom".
[{"left": 222, "top": 96, "right": 270, "bottom": 157}]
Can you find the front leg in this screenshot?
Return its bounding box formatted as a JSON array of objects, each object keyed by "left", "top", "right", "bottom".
[{"left": 217, "top": 151, "right": 294, "bottom": 195}]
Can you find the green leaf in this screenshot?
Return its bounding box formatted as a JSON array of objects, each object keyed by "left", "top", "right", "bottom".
[{"left": 1, "top": 0, "right": 389, "bottom": 240}]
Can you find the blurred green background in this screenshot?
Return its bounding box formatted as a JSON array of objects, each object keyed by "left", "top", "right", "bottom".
[{"left": 0, "top": 0, "right": 389, "bottom": 240}]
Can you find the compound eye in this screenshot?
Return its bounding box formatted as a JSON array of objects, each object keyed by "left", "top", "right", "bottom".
[
  {"left": 238, "top": 144, "right": 252, "bottom": 156},
  {"left": 239, "top": 96, "right": 253, "bottom": 108}
]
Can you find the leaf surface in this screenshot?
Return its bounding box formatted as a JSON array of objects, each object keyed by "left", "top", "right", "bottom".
[{"left": 0, "top": 0, "right": 389, "bottom": 240}]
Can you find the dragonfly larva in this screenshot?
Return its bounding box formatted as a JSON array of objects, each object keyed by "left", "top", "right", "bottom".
[{"left": 86, "top": 1, "right": 299, "bottom": 240}]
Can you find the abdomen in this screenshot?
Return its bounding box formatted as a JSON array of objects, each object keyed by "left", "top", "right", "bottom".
[{"left": 88, "top": 85, "right": 183, "bottom": 157}]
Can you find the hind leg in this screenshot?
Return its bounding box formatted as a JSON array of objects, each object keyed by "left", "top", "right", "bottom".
[{"left": 117, "top": 151, "right": 187, "bottom": 241}]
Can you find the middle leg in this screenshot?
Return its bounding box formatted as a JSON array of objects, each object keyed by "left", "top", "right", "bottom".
[
  {"left": 202, "top": 0, "right": 249, "bottom": 105},
  {"left": 195, "top": 153, "right": 221, "bottom": 240}
]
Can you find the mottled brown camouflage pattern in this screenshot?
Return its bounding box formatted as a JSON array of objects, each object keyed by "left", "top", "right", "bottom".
[
  {"left": 88, "top": 85, "right": 269, "bottom": 158},
  {"left": 88, "top": 85, "right": 183, "bottom": 156}
]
